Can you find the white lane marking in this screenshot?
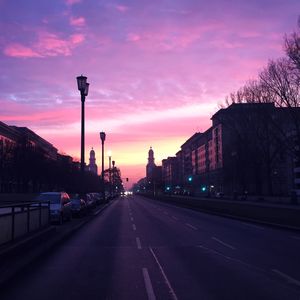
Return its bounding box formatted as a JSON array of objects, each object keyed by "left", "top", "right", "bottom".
[
  {"left": 196, "top": 244, "right": 264, "bottom": 272},
  {"left": 164, "top": 212, "right": 169, "bottom": 215},
  {"left": 142, "top": 268, "right": 157, "bottom": 300},
  {"left": 185, "top": 223, "right": 198, "bottom": 230},
  {"left": 212, "top": 237, "right": 236, "bottom": 250},
  {"left": 292, "top": 236, "right": 300, "bottom": 240},
  {"left": 131, "top": 217, "right": 134, "bottom": 221},
  {"left": 272, "top": 269, "right": 300, "bottom": 287},
  {"left": 136, "top": 237, "right": 142, "bottom": 249},
  {"left": 132, "top": 224, "right": 137, "bottom": 231},
  {"left": 149, "top": 248, "right": 178, "bottom": 300},
  {"left": 241, "top": 222, "right": 264, "bottom": 230},
  {"left": 171, "top": 216, "right": 178, "bottom": 221}
]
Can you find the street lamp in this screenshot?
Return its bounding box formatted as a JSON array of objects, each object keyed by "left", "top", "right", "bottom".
[
  {"left": 76, "top": 75, "right": 89, "bottom": 194},
  {"left": 100, "top": 131, "right": 106, "bottom": 202},
  {"left": 107, "top": 150, "right": 112, "bottom": 198},
  {"left": 112, "top": 160, "right": 115, "bottom": 197}
]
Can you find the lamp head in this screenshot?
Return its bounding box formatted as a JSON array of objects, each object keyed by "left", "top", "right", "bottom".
[
  {"left": 76, "top": 75, "right": 87, "bottom": 92},
  {"left": 84, "top": 82, "right": 89, "bottom": 96},
  {"left": 100, "top": 131, "right": 106, "bottom": 142}
]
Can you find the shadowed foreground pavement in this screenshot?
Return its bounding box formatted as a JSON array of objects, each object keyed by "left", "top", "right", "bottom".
[{"left": 1, "top": 195, "right": 300, "bottom": 299}]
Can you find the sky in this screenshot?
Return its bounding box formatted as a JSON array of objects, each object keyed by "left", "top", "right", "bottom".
[{"left": 0, "top": 0, "right": 299, "bottom": 188}]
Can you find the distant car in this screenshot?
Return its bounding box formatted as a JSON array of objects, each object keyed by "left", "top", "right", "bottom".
[
  {"left": 215, "top": 192, "right": 225, "bottom": 198},
  {"left": 36, "top": 192, "right": 72, "bottom": 224},
  {"left": 70, "top": 195, "right": 87, "bottom": 217}
]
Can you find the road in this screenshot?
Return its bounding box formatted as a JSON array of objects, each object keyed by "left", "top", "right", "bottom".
[{"left": 1, "top": 195, "right": 300, "bottom": 299}]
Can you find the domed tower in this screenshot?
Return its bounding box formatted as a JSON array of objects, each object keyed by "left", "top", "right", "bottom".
[
  {"left": 88, "top": 147, "right": 98, "bottom": 174},
  {"left": 146, "top": 146, "right": 156, "bottom": 180}
]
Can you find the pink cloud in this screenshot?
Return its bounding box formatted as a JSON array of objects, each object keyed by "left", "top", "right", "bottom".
[
  {"left": 0, "top": 107, "right": 78, "bottom": 124},
  {"left": 4, "top": 32, "right": 85, "bottom": 58},
  {"left": 127, "top": 33, "right": 141, "bottom": 42},
  {"left": 70, "top": 34, "right": 85, "bottom": 44},
  {"left": 70, "top": 16, "right": 86, "bottom": 27},
  {"left": 210, "top": 39, "right": 244, "bottom": 49},
  {"left": 3, "top": 44, "right": 42, "bottom": 58},
  {"left": 124, "top": 22, "right": 223, "bottom": 51},
  {"left": 65, "top": 0, "right": 81, "bottom": 6},
  {"left": 115, "top": 5, "right": 129, "bottom": 12}
]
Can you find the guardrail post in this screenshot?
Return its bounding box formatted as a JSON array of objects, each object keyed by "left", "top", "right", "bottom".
[
  {"left": 11, "top": 206, "right": 15, "bottom": 242},
  {"left": 27, "top": 204, "right": 30, "bottom": 234}
]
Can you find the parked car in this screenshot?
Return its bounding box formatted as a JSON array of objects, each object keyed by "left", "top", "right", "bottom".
[
  {"left": 70, "top": 194, "right": 87, "bottom": 217},
  {"left": 36, "top": 192, "right": 72, "bottom": 224},
  {"left": 85, "top": 193, "right": 97, "bottom": 209},
  {"left": 89, "top": 193, "right": 103, "bottom": 205}
]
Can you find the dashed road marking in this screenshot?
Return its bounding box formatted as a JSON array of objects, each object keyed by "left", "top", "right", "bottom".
[
  {"left": 142, "top": 268, "right": 157, "bottom": 300},
  {"left": 272, "top": 269, "right": 300, "bottom": 287},
  {"left": 212, "top": 237, "right": 236, "bottom": 250},
  {"left": 131, "top": 217, "right": 134, "bottom": 221},
  {"left": 241, "top": 222, "right": 264, "bottom": 230},
  {"left": 171, "top": 216, "right": 178, "bottom": 221},
  {"left": 185, "top": 223, "right": 198, "bottom": 230},
  {"left": 132, "top": 224, "right": 137, "bottom": 231},
  {"left": 136, "top": 237, "right": 142, "bottom": 249}
]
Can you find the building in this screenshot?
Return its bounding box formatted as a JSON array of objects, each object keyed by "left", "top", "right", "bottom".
[
  {"left": 162, "top": 156, "right": 180, "bottom": 193},
  {"left": 0, "top": 121, "right": 58, "bottom": 192},
  {"left": 87, "top": 148, "right": 98, "bottom": 175},
  {"left": 161, "top": 103, "right": 300, "bottom": 198},
  {"left": 146, "top": 147, "right": 156, "bottom": 180},
  {"left": 10, "top": 126, "right": 58, "bottom": 161}
]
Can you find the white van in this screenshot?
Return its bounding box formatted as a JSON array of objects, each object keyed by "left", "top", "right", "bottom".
[{"left": 36, "top": 192, "right": 72, "bottom": 224}]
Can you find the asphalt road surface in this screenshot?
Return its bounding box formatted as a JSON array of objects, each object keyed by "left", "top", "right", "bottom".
[{"left": 1, "top": 195, "right": 300, "bottom": 300}]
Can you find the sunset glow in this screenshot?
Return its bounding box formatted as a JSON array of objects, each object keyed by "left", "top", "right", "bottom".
[{"left": 1, "top": 0, "right": 299, "bottom": 187}]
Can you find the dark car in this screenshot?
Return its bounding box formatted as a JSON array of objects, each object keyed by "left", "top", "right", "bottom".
[
  {"left": 85, "top": 193, "right": 97, "bottom": 209},
  {"left": 70, "top": 195, "right": 87, "bottom": 217},
  {"left": 89, "top": 193, "right": 103, "bottom": 205}
]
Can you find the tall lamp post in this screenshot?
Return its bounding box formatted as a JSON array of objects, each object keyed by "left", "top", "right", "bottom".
[
  {"left": 112, "top": 160, "right": 115, "bottom": 197},
  {"left": 100, "top": 132, "right": 106, "bottom": 202},
  {"left": 76, "top": 75, "right": 89, "bottom": 194},
  {"left": 107, "top": 150, "right": 112, "bottom": 198}
]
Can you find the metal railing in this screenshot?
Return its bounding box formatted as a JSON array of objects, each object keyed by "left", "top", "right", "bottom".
[{"left": 0, "top": 201, "right": 50, "bottom": 245}]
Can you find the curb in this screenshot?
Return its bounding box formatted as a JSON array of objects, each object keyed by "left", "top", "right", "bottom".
[{"left": 0, "top": 200, "right": 114, "bottom": 289}]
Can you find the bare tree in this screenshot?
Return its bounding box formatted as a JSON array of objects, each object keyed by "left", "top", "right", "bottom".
[{"left": 285, "top": 16, "right": 300, "bottom": 71}]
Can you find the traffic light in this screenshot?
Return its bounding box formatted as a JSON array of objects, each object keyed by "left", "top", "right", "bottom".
[
  {"left": 201, "top": 186, "right": 206, "bottom": 192},
  {"left": 188, "top": 176, "right": 193, "bottom": 182},
  {"left": 126, "top": 178, "right": 129, "bottom": 182}
]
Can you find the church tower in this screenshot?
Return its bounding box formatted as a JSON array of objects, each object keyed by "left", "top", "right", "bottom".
[
  {"left": 146, "top": 146, "right": 156, "bottom": 180},
  {"left": 88, "top": 147, "right": 98, "bottom": 174}
]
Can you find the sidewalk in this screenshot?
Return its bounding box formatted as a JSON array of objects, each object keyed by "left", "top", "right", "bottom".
[{"left": 0, "top": 200, "right": 114, "bottom": 288}]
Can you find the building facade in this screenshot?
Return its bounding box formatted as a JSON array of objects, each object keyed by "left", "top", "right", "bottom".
[
  {"left": 0, "top": 121, "right": 58, "bottom": 192},
  {"left": 161, "top": 103, "right": 300, "bottom": 198}
]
